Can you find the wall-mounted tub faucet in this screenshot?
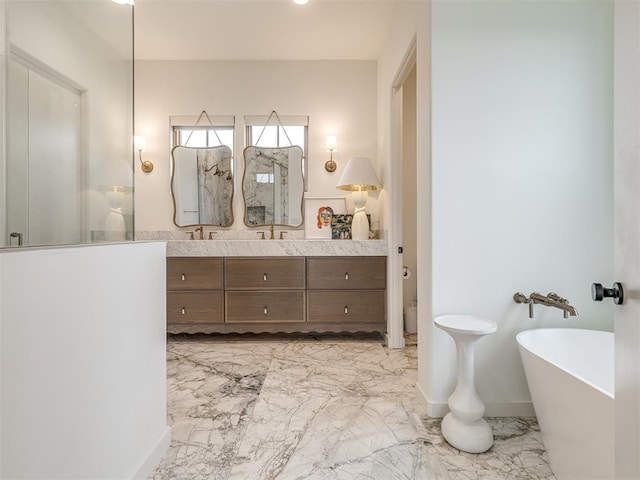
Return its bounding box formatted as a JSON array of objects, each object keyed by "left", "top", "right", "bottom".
[
  {"left": 514, "top": 291, "right": 578, "bottom": 318},
  {"left": 513, "top": 292, "right": 534, "bottom": 318}
]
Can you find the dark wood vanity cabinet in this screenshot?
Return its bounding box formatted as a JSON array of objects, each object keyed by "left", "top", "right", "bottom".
[
  {"left": 307, "top": 257, "right": 386, "bottom": 329},
  {"left": 166, "top": 255, "right": 386, "bottom": 334},
  {"left": 225, "top": 257, "right": 306, "bottom": 324},
  {"left": 166, "top": 257, "right": 224, "bottom": 333}
]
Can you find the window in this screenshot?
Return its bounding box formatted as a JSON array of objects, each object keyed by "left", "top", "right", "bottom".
[
  {"left": 256, "top": 173, "right": 275, "bottom": 184},
  {"left": 170, "top": 114, "right": 235, "bottom": 157}
]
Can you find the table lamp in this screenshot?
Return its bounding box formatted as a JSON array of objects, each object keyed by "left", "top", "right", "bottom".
[{"left": 336, "top": 157, "right": 381, "bottom": 240}]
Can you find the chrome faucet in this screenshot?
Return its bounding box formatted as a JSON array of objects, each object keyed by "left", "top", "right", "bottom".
[
  {"left": 514, "top": 291, "right": 578, "bottom": 318},
  {"left": 530, "top": 292, "right": 578, "bottom": 318}
]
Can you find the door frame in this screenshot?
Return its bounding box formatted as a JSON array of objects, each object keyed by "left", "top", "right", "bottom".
[
  {"left": 613, "top": 1, "right": 640, "bottom": 477},
  {"left": 387, "top": 38, "right": 417, "bottom": 349}
]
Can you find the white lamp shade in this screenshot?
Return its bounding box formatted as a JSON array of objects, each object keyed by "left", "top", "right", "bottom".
[
  {"left": 134, "top": 135, "right": 147, "bottom": 151},
  {"left": 336, "top": 157, "right": 381, "bottom": 191},
  {"left": 325, "top": 135, "right": 338, "bottom": 151}
]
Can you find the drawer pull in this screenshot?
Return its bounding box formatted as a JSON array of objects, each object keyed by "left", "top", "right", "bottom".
[
  {"left": 263, "top": 273, "right": 268, "bottom": 281},
  {"left": 345, "top": 272, "right": 349, "bottom": 280},
  {"left": 264, "top": 306, "right": 268, "bottom": 315},
  {"left": 344, "top": 305, "right": 349, "bottom": 314},
  {"left": 181, "top": 274, "right": 186, "bottom": 281},
  {"left": 181, "top": 307, "right": 186, "bottom": 315}
]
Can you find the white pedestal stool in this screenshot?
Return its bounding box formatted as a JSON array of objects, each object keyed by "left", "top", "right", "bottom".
[{"left": 434, "top": 314, "right": 497, "bottom": 453}]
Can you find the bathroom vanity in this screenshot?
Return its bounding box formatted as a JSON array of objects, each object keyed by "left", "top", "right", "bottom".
[{"left": 166, "top": 240, "right": 387, "bottom": 334}]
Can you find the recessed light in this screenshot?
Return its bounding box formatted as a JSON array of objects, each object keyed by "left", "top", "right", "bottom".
[{"left": 293, "top": 0, "right": 309, "bottom": 4}]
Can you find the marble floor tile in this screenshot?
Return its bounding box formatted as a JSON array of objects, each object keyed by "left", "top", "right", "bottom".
[
  {"left": 422, "top": 417, "right": 557, "bottom": 480},
  {"left": 261, "top": 343, "right": 416, "bottom": 399},
  {"left": 167, "top": 342, "right": 273, "bottom": 421},
  {"left": 229, "top": 395, "right": 436, "bottom": 480},
  {"left": 386, "top": 344, "right": 418, "bottom": 371},
  {"left": 150, "top": 416, "right": 249, "bottom": 480},
  {"left": 149, "top": 334, "right": 554, "bottom": 480}
]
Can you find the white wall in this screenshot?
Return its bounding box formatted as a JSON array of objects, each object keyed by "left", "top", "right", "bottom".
[
  {"left": 427, "top": 0, "right": 614, "bottom": 416},
  {"left": 0, "top": 243, "right": 169, "bottom": 478},
  {"left": 134, "top": 60, "right": 378, "bottom": 232},
  {"left": 376, "top": 1, "right": 430, "bottom": 348}
]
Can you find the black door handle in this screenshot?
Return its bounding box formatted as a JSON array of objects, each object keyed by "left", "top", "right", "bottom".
[{"left": 591, "top": 282, "right": 624, "bottom": 305}]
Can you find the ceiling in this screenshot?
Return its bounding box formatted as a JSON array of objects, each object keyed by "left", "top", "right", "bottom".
[{"left": 133, "top": 0, "right": 412, "bottom": 61}]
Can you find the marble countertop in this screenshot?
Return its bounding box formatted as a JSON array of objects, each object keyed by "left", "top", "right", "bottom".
[{"left": 165, "top": 239, "right": 388, "bottom": 256}]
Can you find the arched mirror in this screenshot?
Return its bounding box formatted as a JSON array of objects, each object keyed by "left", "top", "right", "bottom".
[
  {"left": 171, "top": 145, "right": 234, "bottom": 227},
  {"left": 242, "top": 145, "right": 304, "bottom": 227}
]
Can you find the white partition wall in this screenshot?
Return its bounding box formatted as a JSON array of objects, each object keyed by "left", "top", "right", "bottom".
[{"left": 0, "top": 242, "right": 170, "bottom": 479}]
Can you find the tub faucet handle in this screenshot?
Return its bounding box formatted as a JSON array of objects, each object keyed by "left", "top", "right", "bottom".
[
  {"left": 513, "top": 292, "right": 528, "bottom": 304},
  {"left": 548, "top": 292, "right": 567, "bottom": 304},
  {"left": 513, "top": 292, "right": 534, "bottom": 319}
]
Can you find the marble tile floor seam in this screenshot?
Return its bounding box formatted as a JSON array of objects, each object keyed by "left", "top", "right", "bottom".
[{"left": 149, "top": 333, "right": 556, "bottom": 480}]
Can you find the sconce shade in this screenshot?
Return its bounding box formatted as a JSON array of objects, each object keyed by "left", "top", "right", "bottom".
[
  {"left": 336, "top": 157, "right": 381, "bottom": 191},
  {"left": 325, "top": 135, "right": 338, "bottom": 151},
  {"left": 134, "top": 135, "right": 147, "bottom": 151},
  {"left": 134, "top": 135, "right": 153, "bottom": 173},
  {"left": 324, "top": 135, "right": 338, "bottom": 173}
]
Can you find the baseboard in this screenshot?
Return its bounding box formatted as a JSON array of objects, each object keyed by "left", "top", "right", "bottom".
[
  {"left": 484, "top": 401, "right": 535, "bottom": 417},
  {"left": 416, "top": 381, "right": 449, "bottom": 417},
  {"left": 382, "top": 332, "right": 405, "bottom": 349},
  {"left": 131, "top": 425, "right": 171, "bottom": 480},
  {"left": 415, "top": 382, "right": 535, "bottom": 418}
]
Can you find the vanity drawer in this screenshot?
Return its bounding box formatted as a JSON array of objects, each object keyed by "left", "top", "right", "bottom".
[
  {"left": 167, "top": 257, "right": 224, "bottom": 290},
  {"left": 306, "top": 257, "right": 386, "bottom": 290},
  {"left": 225, "top": 257, "right": 305, "bottom": 290},
  {"left": 307, "top": 290, "right": 386, "bottom": 323},
  {"left": 225, "top": 291, "right": 305, "bottom": 323},
  {"left": 167, "top": 291, "right": 224, "bottom": 324}
]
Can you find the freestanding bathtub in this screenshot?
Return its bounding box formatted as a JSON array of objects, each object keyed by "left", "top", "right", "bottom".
[{"left": 516, "top": 328, "right": 614, "bottom": 480}]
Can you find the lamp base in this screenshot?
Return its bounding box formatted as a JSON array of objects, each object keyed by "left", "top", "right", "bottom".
[{"left": 351, "top": 211, "right": 369, "bottom": 240}]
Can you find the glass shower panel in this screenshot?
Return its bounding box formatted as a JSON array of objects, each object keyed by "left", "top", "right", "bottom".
[
  {"left": 6, "top": 59, "right": 29, "bottom": 247},
  {"left": 7, "top": 59, "right": 83, "bottom": 247},
  {"left": 3, "top": 0, "right": 134, "bottom": 247},
  {"left": 28, "top": 69, "right": 83, "bottom": 246}
]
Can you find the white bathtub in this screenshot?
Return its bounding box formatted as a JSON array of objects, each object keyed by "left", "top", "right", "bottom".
[{"left": 516, "top": 328, "right": 614, "bottom": 480}]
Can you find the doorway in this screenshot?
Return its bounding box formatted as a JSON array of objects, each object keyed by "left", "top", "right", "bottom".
[
  {"left": 401, "top": 65, "right": 418, "bottom": 334},
  {"left": 6, "top": 49, "right": 85, "bottom": 247},
  {"left": 389, "top": 40, "right": 418, "bottom": 348}
]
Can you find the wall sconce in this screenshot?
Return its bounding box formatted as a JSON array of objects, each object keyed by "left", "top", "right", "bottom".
[
  {"left": 336, "top": 157, "right": 381, "bottom": 240},
  {"left": 134, "top": 136, "right": 154, "bottom": 173},
  {"left": 325, "top": 135, "right": 338, "bottom": 173}
]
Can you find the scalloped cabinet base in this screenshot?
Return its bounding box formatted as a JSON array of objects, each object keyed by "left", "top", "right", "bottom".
[{"left": 434, "top": 314, "right": 497, "bottom": 454}]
